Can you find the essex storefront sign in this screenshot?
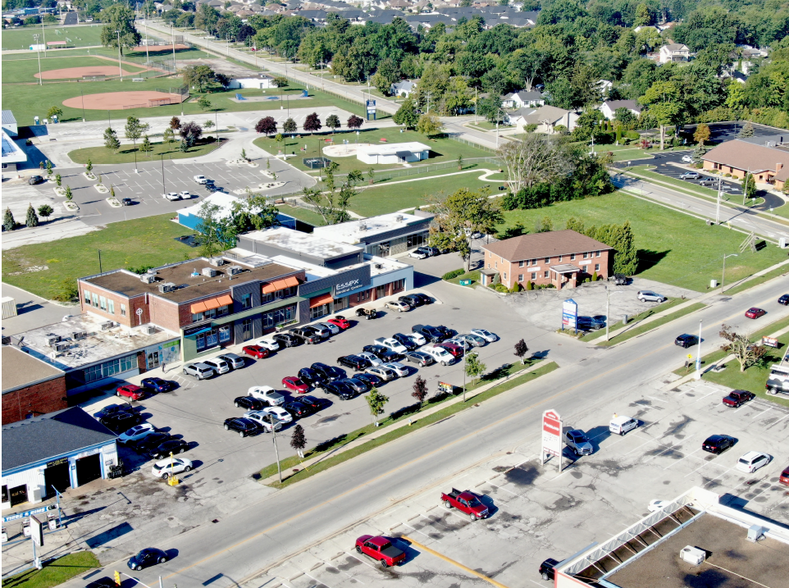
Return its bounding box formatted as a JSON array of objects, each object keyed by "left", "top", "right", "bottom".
[{"left": 334, "top": 278, "right": 363, "bottom": 297}]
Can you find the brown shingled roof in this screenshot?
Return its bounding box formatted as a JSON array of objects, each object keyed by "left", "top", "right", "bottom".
[
  {"left": 702, "top": 140, "right": 789, "bottom": 174},
  {"left": 483, "top": 230, "right": 614, "bottom": 261}
]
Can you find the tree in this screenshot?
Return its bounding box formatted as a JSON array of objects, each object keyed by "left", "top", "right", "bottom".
[
  {"left": 365, "top": 387, "right": 389, "bottom": 426},
  {"left": 3, "top": 207, "right": 15, "bottom": 231},
  {"left": 738, "top": 121, "right": 754, "bottom": 138},
  {"left": 169, "top": 116, "right": 182, "bottom": 130},
  {"left": 140, "top": 135, "right": 153, "bottom": 156},
  {"left": 255, "top": 116, "right": 277, "bottom": 135},
  {"left": 86, "top": 159, "right": 93, "bottom": 174},
  {"left": 498, "top": 134, "right": 573, "bottom": 194},
  {"left": 37, "top": 204, "right": 54, "bottom": 222},
  {"left": 347, "top": 115, "right": 364, "bottom": 130},
  {"left": 163, "top": 128, "right": 175, "bottom": 144},
  {"left": 477, "top": 95, "right": 505, "bottom": 124},
  {"left": 204, "top": 120, "right": 214, "bottom": 131},
  {"left": 64, "top": 186, "right": 73, "bottom": 201},
  {"left": 301, "top": 162, "right": 356, "bottom": 225},
  {"left": 416, "top": 113, "right": 443, "bottom": 136},
  {"left": 182, "top": 64, "right": 217, "bottom": 92},
  {"left": 55, "top": 173, "right": 62, "bottom": 187},
  {"left": 639, "top": 81, "right": 682, "bottom": 150},
  {"left": 197, "top": 95, "right": 212, "bottom": 111},
  {"left": 46, "top": 106, "right": 63, "bottom": 120},
  {"left": 498, "top": 221, "right": 527, "bottom": 240},
  {"left": 464, "top": 352, "right": 486, "bottom": 390},
  {"left": 393, "top": 97, "right": 419, "bottom": 129},
  {"left": 104, "top": 127, "right": 120, "bottom": 152},
  {"left": 179, "top": 122, "right": 203, "bottom": 149},
  {"left": 744, "top": 172, "right": 757, "bottom": 200},
  {"left": 99, "top": 3, "right": 141, "bottom": 57},
  {"left": 303, "top": 112, "right": 322, "bottom": 133},
  {"left": 412, "top": 375, "right": 428, "bottom": 405},
  {"left": 283, "top": 118, "right": 297, "bottom": 134},
  {"left": 124, "top": 115, "right": 149, "bottom": 150},
  {"left": 326, "top": 114, "right": 341, "bottom": 133},
  {"left": 719, "top": 324, "right": 767, "bottom": 372},
  {"left": 514, "top": 339, "right": 529, "bottom": 364},
  {"left": 290, "top": 423, "right": 306, "bottom": 459},
  {"left": 45, "top": 160, "right": 52, "bottom": 177},
  {"left": 195, "top": 202, "right": 233, "bottom": 257},
  {"left": 693, "top": 123, "right": 711, "bottom": 145}
]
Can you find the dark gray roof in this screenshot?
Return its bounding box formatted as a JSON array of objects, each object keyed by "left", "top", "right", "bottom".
[
  {"left": 63, "top": 11, "right": 78, "bottom": 25},
  {"left": 2, "top": 110, "right": 16, "bottom": 125},
  {"left": 2, "top": 407, "right": 116, "bottom": 471}
]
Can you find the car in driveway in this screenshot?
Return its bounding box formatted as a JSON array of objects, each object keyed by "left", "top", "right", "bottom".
[
  {"left": 224, "top": 417, "right": 262, "bottom": 437},
  {"left": 638, "top": 290, "right": 667, "bottom": 302},
  {"left": 470, "top": 328, "right": 498, "bottom": 342},
  {"left": 28, "top": 175, "right": 44, "bottom": 185},
  {"left": 118, "top": 423, "right": 156, "bottom": 445},
  {"left": 702, "top": 434, "right": 735, "bottom": 454},
  {"left": 745, "top": 307, "right": 766, "bottom": 319},
  {"left": 282, "top": 376, "right": 310, "bottom": 394},
  {"left": 385, "top": 300, "right": 411, "bottom": 313},
  {"left": 327, "top": 315, "right": 351, "bottom": 330},
  {"left": 273, "top": 332, "right": 302, "bottom": 348},
  {"left": 404, "top": 350, "right": 435, "bottom": 366},
  {"left": 242, "top": 345, "right": 271, "bottom": 359},
  {"left": 337, "top": 354, "right": 371, "bottom": 371},
  {"left": 163, "top": 192, "right": 181, "bottom": 201},
  {"left": 151, "top": 457, "right": 192, "bottom": 479},
  {"left": 234, "top": 395, "right": 265, "bottom": 411},
  {"left": 722, "top": 389, "right": 755, "bottom": 407},
  {"left": 128, "top": 547, "right": 169, "bottom": 571},
  {"left": 248, "top": 386, "right": 285, "bottom": 406},
  {"left": 141, "top": 377, "right": 174, "bottom": 393},
  {"left": 736, "top": 451, "right": 771, "bottom": 473},
  {"left": 674, "top": 334, "right": 698, "bottom": 348},
  {"left": 779, "top": 294, "right": 789, "bottom": 305},
  {"left": 183, "top": 363, "right": 215, "bottom": 379},
  {"left": 409, "top": 247, "right": 431, "bottom": 259},
  {"left": 679, "top": 171, "right": 700, "bottom": 180},
  {"left": 149, "top": 439, "right": 191, "bottom": 459},
  {"left": 117, "top": 384, "right": 145, "bottom": 401},
  {"left": 298, "top": 367, "right": 325, "bottom": 388},
  {"left": 366, "top": 366, "right": 398, "bottom": 382}
]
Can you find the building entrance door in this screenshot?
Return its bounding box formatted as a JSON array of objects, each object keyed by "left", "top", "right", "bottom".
[
  {"left": 9, "top": 484, "right": 28, "bottom": 507},
  {"left": 75, "top": 454, "right": 102, "bottom": 486},
  {"left": 147, "top": 350, "right": 161, "bottom": 369}
]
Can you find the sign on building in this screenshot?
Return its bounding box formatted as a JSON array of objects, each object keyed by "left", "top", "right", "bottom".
[
  {"left": 541, "top": 409, "right": 563, "bottom": 469},
  {"left": 562, "top": 299, "right": 578, "bottom": 332}
]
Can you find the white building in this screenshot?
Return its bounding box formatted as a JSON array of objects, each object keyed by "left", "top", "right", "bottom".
[
  {"left": 510, "top": 105, "right": 580, "bottom": 134},
  {"left": 226, "top": 74, "right": 277, "bottom": 90},
  {"left": 659, "top": 43, "right": 691, "bottom": 63},
  {"left": 599, "top": 99, "right": 642, "bottom": 121},
  {"left": 390, "top": 80, "right": 416, "bottom": 97},
  {"left": 356, "top": 142, "right": 430, "bottom": 164},
  {"left": 502, "top": 90, "right": 545, "bottom": 109},
  {"left": 313, "top": 211, "right": 432, "bottom": 256}
]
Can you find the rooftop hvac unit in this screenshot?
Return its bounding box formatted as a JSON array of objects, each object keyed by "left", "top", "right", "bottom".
[
  {"left": 101, "top": 321, "right": 114, "bottom": 331},
  {"left": 46, "top": 336, "right": 61, "bottom": 347},
  {"left": 359, "top": 222, "right": 368, "bottom": 231},
  {"left": 140, "top": 273, "right": 157, "bottom": 284},
  {"left": 209, "top": 257, "right": 225, "bottom": 267},
  {"left": 2, "top": 335, "right": 10, "bottom": 345},
  {"left": 146, "top": 325, "right": 157, "bottom": 335},
  {"left": 227, "top": 265, "right": 242, "bottom": 275},
  {"left": 158, "top": 282, "right": 176, "bottom": 293},
  {"left": 747, "top": 525, "right": 765, "bottom": 542},
  {"left": 395, "top": 214, "right": 404, "bottom": 222},
  {"left": 54, "top": 342, "right": 70, "bottom": 352},
  {"left": 680, "top": 546, "right": 706, "bottom": 565},
  {"left": 374, "top": 263, "right": 383, "bottom": 269},
  {"left": 202, "top": 267, "right": 217, "bottom": 278},
  {"left": 72, "top": 331, "right": 87, "bottom": 340}
]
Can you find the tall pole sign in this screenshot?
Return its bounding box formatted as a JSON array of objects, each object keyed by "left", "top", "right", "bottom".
[{"left": 541, "top": 409, "right": 563, "bottom": 471}]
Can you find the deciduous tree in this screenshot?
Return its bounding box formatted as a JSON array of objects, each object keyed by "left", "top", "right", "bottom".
[
  {"left": 283, "top": 118, "right": 297, "bottom": 134},
  {"left": 99, "top": 3, "right": 141, "bottom": 56},
  {"left": 412, "top": 375, "right": 428, "bottom": 404},
  {"left": 366, "top": 387, "right": 389, "bottom": 426},
  {"left": 347, "top": 115, "right": 364, "bottom": 130},
  {"left": 719, "top": 324, "right": 767, "bottom": 372},
  {"left": 255, "top": 116, "right": 277, "bottom": 135},
  {"left": 326, "top": 114, "right": 340, "bottom": 132},
  {"left": 290, "top": 424, "right": 306, "bottom": 459},
  {"left": 416, "top": 113, "right": 443, "bottom": 136},
  {"left": 104, "top": 127, "right": 120, "bottom": 152},
  {"left": 124, "top": 115, "right": 149, "bottom": 150},
  {"left": 498, "top": 134, "right": 573, "bottom": 194},
  {"left": 37, "top": 204, "right": 54, "bottom": 222},
  {"left": 169, "top": 116, "right": 181, "bottom": 130},
  {"left": 393, "top": 97, "right": 419, "bottom": 129},
  {"left": 693, "top": 123, "right": 711, "bottom": 145},
  {"left": 179, "top": 121, "right": 203, "bottom": 149},
  {"left": 303, "top": 112, "right": 322, "bottom": 133},
  {"left": 514, "top": 339, "right": 529, "bottom": 364},
  {"left": 464, "top": 352, "right": 486, "bottom": 392}
]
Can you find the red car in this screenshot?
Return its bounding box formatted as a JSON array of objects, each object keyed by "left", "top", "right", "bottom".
[
  {"left": 722, "top": 389, "right": 755, "bottom": 407},
  {"left": 745, "top": 307, "right": 766, "bottom": 319},
  {"left": 780, "top": 466, "right": 789, "bottom": 486},
  {"left": 327, "top": 315, "right": 351, "bottom": 330},
  {"left": 282, "top": 376, "right": 309, "bottom": 394},
  {"left": 242, "top": 345, "right": 270, "bottom": 359},
  {"left": 355, "top": 535, "right": 405, "bottom": 567},
  {"left": 116, "top": 385, "right": 145, "bottom": 401}
]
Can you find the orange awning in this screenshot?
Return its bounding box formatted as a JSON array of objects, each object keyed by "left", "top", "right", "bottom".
[
  {"left": 262, "top": 276, "right": 300, "bottom": 294},
  {"left": 262, "top": 281, "right": 277, "bottom": 294},
  {"left": 195, "top": 294, "right": 234, "bottom": 312},
  {"left": 309, "top": 292, "right": 333, "bottom": 308},
  {"left": 282, "top": 275, "right": 300, "bottom": 288},
  {"left": 190, "top": 301, "right": 208, "bottom": 314}
]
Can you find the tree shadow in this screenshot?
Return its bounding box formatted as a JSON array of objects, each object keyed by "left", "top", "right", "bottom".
[{"left": 636, "top": 249, "right": 670, "bottom": 274}]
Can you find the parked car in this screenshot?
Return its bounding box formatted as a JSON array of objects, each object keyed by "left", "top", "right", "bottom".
[
  {"left": 318, "top": 322, "right": 339, "bottom": 335},
  {"left": 256, "top": 338, "right": 281, "bottom": 352},
  {"left": 385, "top": 300, "right": 411, "bottom": 313},
  {"left": 193, "top": 175, "right": 209, "bottom": 184},
  {"left": 433, "top": 325, "right": 456, "bottom": 340},
  {"left": 674, "top": 334, "right": 698, "bottom": 348},
  {"left": 323, "top": 380, "right": 356, "bottom": 400},
  {"left": 311, "top": 362, "right": 344, "bottom": 381},
  {"left": 423, "top": 247, "right": 440, "bottom": 257},
  {"left": 778, "top": 294, "right": 789, "bottom": 306},
  {"left": 408, "top": 247, "right": 430, "bottom": 259},
  {"left": 244, "top": 411, "right": 284, "bottom": 432},
  {"left": 404, "top": 350, "right": 435, "bottom": 366},
  {"left": 296, "top": 395, "right": 323, "bottom": 412},
  {"left": 374, "top": 337, "right": 409, "bottom": 354},
  {"left": 291, "top": 327, "right": 321, "bottom": 344},
  {"left": 355, "top": 307, "right": 378, "bottom": 320},
  {"left": 203, "top": 358, "right": 230, "bottom": 375},
  {"left": 327, "top": 315, "right": 351, "bottom": 330},
  {"left": 116, "top": 384, "right": 145, "bottom": 401},
  {"left": 182, "top": 363, "right": 215, "bottom": 379},
  {"left": 263, "top": 405, "right": 293, "bottom": 424},
  {"left": 539, "top": 558, "right": 559, "bottom": 581},
  {"left": 248, "top": 386, "right": 285, "bottom": 406},
  {"left": 698, "top": 177, "right": 716, "bottom": 186},
  {"left": 470, "top": 328, "right": 498, "bottom": 342},
  {"left": 637, "top": 290, "right": 667, "bottom": 303},
  {"left": 131, "top": 431, "right": 173, "bottom": 452},
  {"left": 702, "top": 434, "right": 735, "bottom": 454},
  {"left": 455, "top": 333, "right": 486, "bottom": 348},
  {"left": 441, "top": 488, "right": 489, "bottom": 520},
  {"left": 358, "top": 351, "right": 383, "bottom": 366},
  {"left": 736, "top": 451, "right": 771, "bottom": 473},
  {"left": 94, "top": 403, "right": 135, "bottom": 420},
  {"left": 576, "top": 316, "right": 606, "bottom": 331},
  {"left": 355, "top": 535, "right": 406, "bottom": 567},
  {"left": 28, "top": 175, "right": 44, "bottom": 185},
  {"left": 141, "top": 377, "right": 174, "bottom": 393},
  {"left": 163, "top": 192, "right": 181, "bottom": 201},
  {"left": 722, "top": 389, "right": 755, "bottom": 407},
  {"left": 234, "top": 396, "right": 265, "bottom": 411},
  {"left": 564, "top": 429, "right": 593, "bottom": 456},
  {"left": 446, "top": 337, "right": 473, "bottom": 352},
  {"left": 392, "top": 333, "right": 419, "bottom": 350},
  {"left": 412, "top": 324, "right": 443, "bottom": 343},
  {"left": 354, "top": 372, "right": 382, "bottom": 388},
  {"left": 421, "top": 346, "right": 454, "bottom": 366},
  {"left": 436, "top": 342, "right": 464, "bottom": 359},
  {"left": 218, "top": 353, "right": 246, "bottom": 369},
  {"left": 149, "top": 439, "right": 190, "bottom": 459},
  {"left": 283, "top": 399, "right": 314, "bottom": 418},
  {"left": 298, "top": 367, "right": 325, "bottom": 388},
  {"left": 223, "top": 417, "right": 261, "bottom": 437},
  {"left": 407, "top": 332, "right": 427, "bottom": 346},
  {"left": 382, "top": 362, "right": 409, "bottom": 377},
  {"left": 179, "top": 190, "right": 191, "bottom": 199},
  {"left": 101, "top": 412, "right": 142, "bottom": 432},
  {"left": 127, "top": 548, "right": 169, "bottom": 571},
  {"left": 362, "top": 344, "right": 398, "bottom": 360},
  {"left": 347, "top": 376, "right": 372, "bottom": 394},
  {"left": 273, "top": 332, "right": 302, "bottom": 348},
  {"left": 779, "top": 465, "right": 789, "bottom": 486},
  {"left": 118, "top": 423, "right": 156, "bottom": 445},
  {"left": 745, "top": 307, "right": 766, "bottom": 319},
  {"left": 681, "top": 155, "right": 693, "bottom": 163},
  {"left": 151, "top": 457, "right": 192, "bottom": 479},
  {"left": 337, "top": 354, "right": 372, "bottom": 371},
  {"left": 679, "top": 171, "right": 700, "bottom": 180},
  {"left": 648, "top": 499, "right": 672, "bottom": 512},
  {"left": 366, "top": 366, "right": 398, "bottom": 382},
  {"left": 242, "top": 345, "right": 271, "bottom": 359},
  {"left": 399, "top": 294, "right": 423, "bottom": 308},
  {"left": 121, "top": 198, "right": 133, "bottom": 206},
  {"left": 282, "top": 376, "right": 310, "bottom": 394}
]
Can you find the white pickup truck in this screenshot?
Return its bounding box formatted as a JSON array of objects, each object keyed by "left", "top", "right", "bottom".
[{"left": 374, "top": 337, "right": 408, "bottom": 354}]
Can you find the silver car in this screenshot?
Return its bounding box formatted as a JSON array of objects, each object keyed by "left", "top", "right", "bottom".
[
  {"left": 637, "top": 290, "right": 667, "bottom": 303},
  {"left": 382, "top": 362, "right": 409, "bottom": 377}
]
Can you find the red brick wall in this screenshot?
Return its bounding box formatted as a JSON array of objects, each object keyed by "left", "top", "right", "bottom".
[
  {"left": 78, "top": 282, "right": 135, "bottom": 327},
  {"left": 2, "top": 376, "right": 67, "bottom": 424},
  {"left": 147, "top": 295, "right": 181, "bottom": 331},
  {"left": 486, "top": 250, "right": 612, "bottom": 289}
]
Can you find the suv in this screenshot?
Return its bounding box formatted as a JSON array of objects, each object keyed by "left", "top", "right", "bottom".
[
  {"left": 702, "top": 434, "right": 735, "bottom": 454},
  {"left": 412, "top": 324, "right": 443, "bottom": 343},
  {"left": 698, "top": 177, "right": 716, "bottom": 186},
  {"left": 218, "top": 353, "right": 246, "bottom": 369},
  {"left": 679, "top": 171, "right": 700, "bottom": 180},
  {"left": 273, "top": 332, "right": 302, "bottom": 348},
  {"left": 392, "top": 333, "right": 419, "bottom": 351},
  {"left": 311, "top": 362, "right": 343, "bottom": 381},
  {"left": 183, "top": 363, "right": 215, "bottom": 379},
  {"left": 638, "top": 290, "right": 667, "bottom": 303},
  {"left": 202, "top": 358, "right": 230, "bottom": 375},
  {"left": 337, "top": 354, "right": 371, "bottom": 371},
  {"left": 194, "top": 175, "right": 210, "bottom": 184},
  {"left": 398, "top": 294, "right": 423, "bottom": 308},
  {"left": 674, "top": 334, "right": 698, "bottom": 348},
  {"left": 100, "top": 412, "right": 142, "bottom": 433}
]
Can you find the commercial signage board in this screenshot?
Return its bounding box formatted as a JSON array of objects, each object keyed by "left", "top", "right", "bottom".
[{"left": 562, "top": 299, "right": 578, "bottom": 331}]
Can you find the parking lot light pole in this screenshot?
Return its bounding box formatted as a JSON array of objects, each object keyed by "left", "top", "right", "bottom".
[
  {"left": 271, "top": 416, "right": 282, "bottom": 484},
  {"left": 721, "top": 253, "right": 738, "bottom": 293},
  {"left": 462, "top": 345, "right": 467, "bottom": 402},
  {"left": 115, "top": 30, "right": 123, "bottom": 81}
]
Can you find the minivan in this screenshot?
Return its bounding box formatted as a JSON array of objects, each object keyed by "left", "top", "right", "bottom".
[
  {"left": 422, "top": 346, "right": 454, "bottom": 366},
  {"left": 203, "top": 358, "right": 230, "bottom": 374},
  {"left": 218, "top": 353, "right": 246, "bottom": 369},
  {"left": 609, "top": 415, "right": 638, "bottom": 436}
]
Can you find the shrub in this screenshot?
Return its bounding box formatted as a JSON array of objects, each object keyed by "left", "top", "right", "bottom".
[
  {"left": 52, "top": 279, "right": 78, "bottom": 302},
  {"left": 490, "top": 283, "right": 509, "bottom": 293},
  {"left": 510, "top": 282, "right": 522, "bottom": 293},
  {"left": 592, "top": 270, "right": 598, "bottom": 281},
  {"left": 442, "top": 269, "right": 465, "bottom": 280},
  {"left": 526, "top": 280, "right": 533, "bottom": 290},
  {"left": 624, "top": 130, "right": 640, "bottom": 140}
]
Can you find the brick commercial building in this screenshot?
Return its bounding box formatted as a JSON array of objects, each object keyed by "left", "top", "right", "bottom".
[
  {"left": 702, "top": 139, "right": 789, "bottom": 191},
  {"left": 481, "top": 230, "right": 614, "bottom": 290},
  {"left": 2, "top": 346, "right": 67, "bottom": 425}
]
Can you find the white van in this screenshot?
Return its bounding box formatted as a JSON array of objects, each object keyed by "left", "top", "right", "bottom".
[
  {"left": 609, "top": 415, "right": 638, "bottom": 436},
  {"left": 203, "top": 358, "right": 230, "bottom": 375},
  {"left": 422, "top": 346, "right": 454, "bottom": 366}
]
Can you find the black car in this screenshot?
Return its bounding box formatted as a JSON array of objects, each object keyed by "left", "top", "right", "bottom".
[
  {"left": 149, "top": 439, "right": 190, "bottom": 459},
  {"left": 344, "top": 377, "right": 371, "bottom": 394},
  {"left": 298, "top": 367, "right": 326, "bottom": 387},
  {"left": 273, "top": 332, "right": 302, "bottom": 348},
  {"left": 141, "top": 377, "right": 174, "bottom": 393},
  {"left": 434, "top": 325, "right": 456, "bottom": 340},
  {"left": 354, "top": 373, "right": 382, "bottom": 388},
  {"left": 128, "top": 547, "right": 168, "bottom": 571},
  {"left": 779, "top": 294, "right": 789, "bottom": 305},
  {"left": 283, "top": 400, "right": 314, "bottom": 418},
  {"left": 94, "top": 403, "right": 135, "bottom": 420},
  {"left": 297, "top": 395, "right": 323, "bottom": 411},
  {"left": 675, "top": 334, "right": 699, "bottom": 348},
  {"left": 399, "top": 294, "right": 423, "bottom": 308},
  {"left": 291, "top": 327, "right": 321, "bottom": 344},
  {"left": 323, "top": 381, "right": 355, "bottom": 400},
  {"left": 100, "top": 412, "right": 141, "bottom": 433},
  {"left": 337, "top": 354, "right": 371, "bottom": 371},
  {"left": 412, "top": 324, "right": 443, "bottom": 343},
  {"left": 234, "top": 395, "right": 266, "bottom": 411},
  {"left": 392, "top": 333, "right": 419, "bottom": 351},
  {"left": 121, "top": 197, "right": 133, "bottom": 206},
  {"left": 362, "top": 344, "right": 404, "bottom": 362},
  {"left": 539, "top": 558, "right": 559, "bottom": 581},
  {"left": 404, "top": 350, "right": 435, "bottom": 366},
  {"left": 311, "top": 362, "right": 344, "bottom": 381},
  {"left": 224, "top": 417, "right": 261, "bottom": 437},
  {"left": 28, "top": 175, "right": 44, "bottom": 185},
  {"left": 131, "top": 431, "right": 173, "bottom": 451},
  {"left": 702, "top": 434, "right": 735, "bottom": 454},
  {"left": 577, "top": 316, "right": 606, "bottom": 331},
  {"left": 413, "top": 293, "right": 433, "bottom": 305},
  {"left": 86, "top": 577, "right": 118, "bottom": 588}
]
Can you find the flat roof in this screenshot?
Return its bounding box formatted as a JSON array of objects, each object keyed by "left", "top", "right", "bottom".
[
  {"left": 83, "top": 257, "right": 299, "bottom": 303},
  {"left": 179, "top": 192, "right": 239, "bottom": 219},
  {"left": 243, "top": 227, "right": 362, "bottom": 259},
  {"left": 312, "top": 212, "right": 428, "bottom": 245},
  {"left": 357, "top": 141, "right": 430, "bottom": 156},
  {"left": 2, "top": 346, "right": 65, "bottom": 393}
]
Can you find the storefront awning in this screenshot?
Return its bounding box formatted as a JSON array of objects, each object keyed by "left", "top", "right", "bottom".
[
  {"left": 309, "top": 292, "right": 333, "bottom": 308},
  {"left": 190, "top": 294, "right": 233, "bottom": 314},
  {"left": 262, "top": 275, "right": 300, "bottom": 294}
]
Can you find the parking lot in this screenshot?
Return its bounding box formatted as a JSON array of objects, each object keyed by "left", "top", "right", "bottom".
[{"left": 252, "top": 378, "right": 789, "bottom": 588}]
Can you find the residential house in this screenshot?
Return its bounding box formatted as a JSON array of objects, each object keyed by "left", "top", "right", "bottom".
[
  {"left": 599, "top": 100, "right": 642, "bottom": 121},
  {"left": 659, "top": 43, "right": 691, "bottom": 63},
  {"left": 502, "top": 90, "right": 545, "bottom": 109},
  {"left": 390, "top": 79, "right": 416, "bottom": 98},
  {"left": 481, "top": 230, "right": 614, "bottom": 290},
  {"left": 702, "top": 139, "right": 789, "bottom": 191},
  {"left": 510, "top": 105, "right": 580, "bottom": 134}
]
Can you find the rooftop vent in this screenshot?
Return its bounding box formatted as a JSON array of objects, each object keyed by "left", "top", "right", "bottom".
[
  {"left": 54, "top": 342, "right": 70, "bottom": 352},
  {"left": 209, "top": 257, "right": 226, "bottom": 267},
  {"left": 747, "top": 525, "right": 765, "bottom": 542},
  {"left": 100, "top": 321, "right": 114, "bottom": 331},
  {"left": 72, "top": 331, "right": 87, "bottom": 340},
  {"left": 202, "top": 267, "right": 217, "bottom": 278},
  {"left": 140, "top": 273, "right": 157, "bottom": 284},
  {"left": 46, "top": 336, "right": 61, "bottom": 347},
  {"left": 359, "top": 222, "right": 368, "bottom": 231},
  {"left": 680, "top": 546, "right": 706, "bottom": 565},
  {"left": 395, "top": 214, "right": 404, "bottom": 222},
  {"left": 146, "top": 325, "right": 157, "bottom": 335},
  {"left": 158, "top": 282, "right": 176, "bottom": 293},
  {"left": 228, "top": 265, "right": 242, "bottom": 275}
]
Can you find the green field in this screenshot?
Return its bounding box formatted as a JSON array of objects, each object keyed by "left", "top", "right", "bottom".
[
  {"left": 1, "top": 551, "right": 99, "bottom": 588},
  {"left": 1, "top": 55, "right": 148, "bottom": 84},
  {"left": 1, "top": 24, "right": 106, "bottom": 50},
  {"left": 3, "top": 214, "right": 196, "bottom": 300},
  {"left": 497, "top": 191, "right": 788, "bottom": 292},
  {"left": 276, "top": 204, "right": 326, "bottom": 227},
  {"left": 69, "top": 137, "right": 226, "bottom": 164}
]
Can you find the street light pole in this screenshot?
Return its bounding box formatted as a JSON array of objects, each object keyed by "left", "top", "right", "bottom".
[
  {"left": 115, "top": 30, "right": 123, "bottom": 81},
  {"left": 33, "top": 34, "right": 42, "bottom": 86},
  {"left": 694, "top": 319, "right": 703, "bottom": 378},
  {"left": 721, "top": 253, "right": 738, "bottom": 293},
  {"left": 271, "top": 417, "right": 282, "bottom": 484},
  {"left": 160, "top": 154, "right": 166, "bottom": 194},
  {"left": 171, "top": 24, "right": 176, "bottom": 72},
  {"left": 462, "top": 345, "right": 467, "bottom": 402}
]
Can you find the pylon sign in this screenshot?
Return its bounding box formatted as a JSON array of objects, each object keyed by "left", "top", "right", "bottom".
[{"left": 541, "top": 409, "right": 563, "bottom": 468}]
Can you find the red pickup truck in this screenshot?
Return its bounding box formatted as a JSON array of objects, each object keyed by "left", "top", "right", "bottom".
[
  {"left": 722, "top": 389, "right": 755, "bottom": 407},
  {"left": 355, "top": 535, "right": 405, "bottom": 567},
  {"left": 441, "top": 488, "right": 489, "bottom": 520}
]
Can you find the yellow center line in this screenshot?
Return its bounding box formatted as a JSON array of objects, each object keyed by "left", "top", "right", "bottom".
[{"left": 401, "top": 535, "right": 511, "bottom": 588}]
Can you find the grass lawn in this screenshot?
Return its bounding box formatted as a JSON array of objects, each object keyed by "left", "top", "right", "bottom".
[
  {"left": 2, "top": 55, "right": 149, "bottom": 84},
  {"left": 69, "top": 138, "right": 227, "bottom": 164},
  {"left": 579, "top": 298, "right": 687, "bottom": 342},
  {"left": 596, "top": 302, "right": 706, "bottom": 346},
  {"left": 253, "top": 127, "right": 494, "bottom": 175},
  {"left": 723, "top": 264, "right": 789, "bottom": 296},
  {"left": 3, "top": 214, "right": 196, "bottom": 300},
  {"left": 1, "top": 551, "right": 100, "bottom": 588},
  {"left": 444, "top": 269, "right": 481, "bottom": 286},
  {"left": 1, "top": 24, "right": 106, "bottom": 50},
  {"left": 276, "top": 204, "right": 325, "bottom": 227},
  {"left": 609, "top": 148, "right": 655, "bottom": 162},
  {"left": 498, "top": 191, "right": 789, "bottom": 292},
  {"left": 260, "top": 360, "right": 559, "bottom": 487}
]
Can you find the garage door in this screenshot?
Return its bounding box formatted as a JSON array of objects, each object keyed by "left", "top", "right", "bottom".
[
  {"left": 44, "top": 462, "right": 71, "bottom": 497},
  {"left": 75, "top": 454, "right": 102, "bottom": 486}
]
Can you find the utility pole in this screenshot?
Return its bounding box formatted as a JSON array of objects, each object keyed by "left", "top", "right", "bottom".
[
  {"left": 171, "top": 24, "right": 176, "bottom": 72},
  {"left": 474, "top": 87, "right": 478, "bottom": 124},
  {"left": 462, "top": 345, "right": 467, "bottom": 402},
  {"left": 144, "top": 18, "right": 149, "bottom": 63},
  {"left": 115, "top": 30, "right": 123, "bottom": 81},
  {"left": 694, "top": 319, "right": 703, "bottom": 379},
  {"left": 716, "top": 176, "right": 722, "bottom": 224},
  {"left": 272, "top": 417, "right": 282, "bottom": 483},
  {"left": 33, "top": 34, "right": 42, "bottom": 85}
]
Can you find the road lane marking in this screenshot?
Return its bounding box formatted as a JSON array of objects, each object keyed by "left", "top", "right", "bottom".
[{"left": 401, "top": 536, "right": 511, "bottom": 588}]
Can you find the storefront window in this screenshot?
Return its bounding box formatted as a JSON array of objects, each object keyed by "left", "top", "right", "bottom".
[
  {"left": 376, "top": 285, "right": 386, "bottom": 298},
  {"left": 242, "top": 319, "right": 252, "bottom": 340},
  {"left": 310, "top": 303, "right": 331, "bottom": 320},
  {"left": 392, "top": 279, "right": 405, "bottom": 293},
  {"left": 219, "top": 325, "right": 232, "bottom": 343},
  {"left": 84, "top": 354, "right": 137, "bottom": 384},
  {"left": 263, "top": 304, "right": 296, "bottom": 329},
  {"left": 334, "top": 297, "right": 349, "bottom": 311},
  {"left": 206, "top": 330, "right": 219, "bottom": 348}
]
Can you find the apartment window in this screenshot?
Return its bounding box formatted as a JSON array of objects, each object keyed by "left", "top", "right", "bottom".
[
  {"left": 545, "top": 257, "right": 549, "bottom": 263},
  {"left": 108, "top": 300, "right": 115, "bottom": 314},
  {"left": 503, "top": 273, "right": 507, "bottom": 280},
  {"left": 84, "top": 290, "right": 91, "bottom": 305},
  {"left": 241, "top": 293, "right": 252, "bottom": 309},
  {"left": 92, "top": 293, "right": 99, "bottom": 307},
  {"left": 559, "top": 255, "right": 563, "bottom": 262},
  {"left": 518, "top": 274, "right": 523, "bottom": 282},
  {"left": 99, "top": 296, "right": 107, "bottom": 311},
  {"left": 570, "top": 254, "right": 576, "bottom": 260},
  {"left": 494, "top": 261, "right": 498, "bottom": 269},
  {"left": 544, "top": 271, "right": 549, "bottom": 278},
  {"left": 120, "top": 304, "right": 126, "bottom": 317},
  {"left": 595, "top": 263, "right": 600, "bottom": 271},
  {"left": 531, "top": 272, "right": 536, "bottom": 280},
  {"left": 519, "top": 261, "right": 524, "bottom": 268},
  {"left": 583, "top": 252, "right": 588, "bottom": 259},
  {"left": 596, "top": 250, "right": 601, "bottom": 257}
]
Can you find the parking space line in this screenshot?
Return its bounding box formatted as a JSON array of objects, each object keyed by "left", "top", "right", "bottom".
[
  {"left": 332, "top": 554, "right": 367, "bottom": 584},
  {"left": 304, "top": 571, "right": 333, "bottom": 588},
  {"left": 402, "top": 536, "right": 511, "bottom": 588},
  {"left": 703, "top": 465, "right": 736, "bottom": 488},
  {"left": 752, "top": 407, "right": 773, "bottom": 420},
  {"left": 401, "top": 521, "right": 431, "bottom": 539},
  {"left": 646, "top": 395, "right": 668, "bottom": 403},
  {"left": 348, "top": 552, "right": 379, "bottom": 572},
  {"left": 485, "top": 481, "right": 519, "bottom": 496},
  {"left": 624, "top": 436, "right": 662, "bottom": 455},
  {"left": 684, "top": 457, "right": 728, "bottom": 478},
  {"left": 641, "top": 440, "right": 681, "bottom": 463},
  {"left": 692, "top": 389, "right": 720, "bottom": 403},
  {"left": 663, "top": 447, "right": 702, "bottom": 470},
  {"left": 768, "top": 413, "right": 789, "bottom": 428}
]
